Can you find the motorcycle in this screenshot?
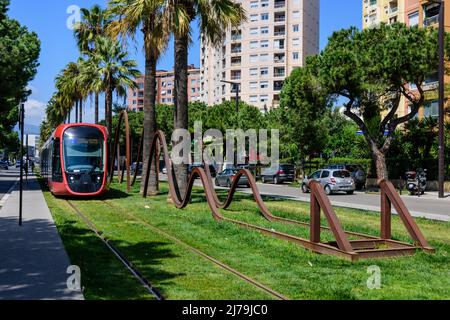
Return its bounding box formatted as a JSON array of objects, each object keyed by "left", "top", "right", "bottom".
[{"left": 405, "top": 169, "right": 427, "bottom": 196}]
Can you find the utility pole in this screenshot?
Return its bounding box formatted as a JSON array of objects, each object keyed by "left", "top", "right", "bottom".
[
  {"left": 438, "top": 0, "right": 446, "bottom": 198},
  {"left": 19, "top": 103, "right": 25, "bottom": 227}
]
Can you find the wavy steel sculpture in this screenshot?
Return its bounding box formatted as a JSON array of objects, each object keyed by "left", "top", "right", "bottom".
[{"left": 110, "top": 111, "right": 433, "bottom": 261}]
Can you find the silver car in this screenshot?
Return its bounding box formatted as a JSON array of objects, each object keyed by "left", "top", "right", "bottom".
[{"left": 301, "top": 169, "right": 355, "bottom": 195}]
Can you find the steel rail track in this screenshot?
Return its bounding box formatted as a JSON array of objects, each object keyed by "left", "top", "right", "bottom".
[
  {"left": 65, "top": 200, "right": 164, "bottom": 300},
  {"left": 101, "top": 200, "right": 290, "bottom": 301}
]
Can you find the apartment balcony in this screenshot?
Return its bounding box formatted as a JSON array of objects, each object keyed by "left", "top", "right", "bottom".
[
  {"left": 274, "top": 67, "right": 285, "bottom": 78},
  {"left": 231, "top": 44, "right": 242, "bottom": 54},
  {"left": 274, "top": 13, "right": 286, "bottom": 23},
  {"left": 231, "top": 30, "right": 242, "bottom": 41},
  {"left": 424, "top": 15, "right": 439, "bottom": 26},
  {"left": 230, "top": 71, "right": 241, "bottom": 80},
  {"left": 274, "top": 81, "right": 284, "bottom": 91},
  {"left": 231, "top": 57, "right": 241, "bottom": 66},
  {"left": 423, "top": 2, "right": 440, "bottom": 27},
  {"left": 274, "top": 26, "right": 286, "bottom": 37},
  {"left": 274, "top": 0, "right": 285, "bottom": 9},
  {"left": 274, "top": 53, "right": 285, "bottom": 64}
]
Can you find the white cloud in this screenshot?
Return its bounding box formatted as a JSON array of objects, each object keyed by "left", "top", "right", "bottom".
[{"left": 24, "top": 99, "right": 46, "bottom": 126}]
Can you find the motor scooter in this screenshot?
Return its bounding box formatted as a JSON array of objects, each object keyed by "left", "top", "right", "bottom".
[{"left": 405, "top": 169, "right": 427, "bottom": 196}]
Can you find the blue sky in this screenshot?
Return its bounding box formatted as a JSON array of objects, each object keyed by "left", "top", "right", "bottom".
[{"left": 8, "top": 0, "right": 362, "bottom": 126}]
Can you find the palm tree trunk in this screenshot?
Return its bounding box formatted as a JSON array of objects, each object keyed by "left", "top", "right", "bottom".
[
  {"left": 105, "top": 87, "right": 113, "bottom": 135},
  {"left": 95, "top": 92, "right": 99, "bottom": 124},
  {"left": 75, "top": 100, "right": 79, "bottom": 123},
  {"left": 79, "top": 98, "right": 83, "bottom": 123},
  {"left": 67, "top": 110, "right": 71, "bottom": 124},
  {"left": 141, "top": 45, "right": 158, "bottom": 196},
  {"left": 173, "top": 33, "right": 189, "bottom": 196}
]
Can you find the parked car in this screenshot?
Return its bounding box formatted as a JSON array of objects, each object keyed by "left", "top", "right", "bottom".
[
  {"left": 215, "top": 168, "right": 249, "bottom": 188},
  {"left": 0, "top": 160, "right": 9, "bottom": 170},
  {"left": 260, "top": 164, "right": 295, "bottom": 184},
  {"left": 188, "top": 164, "right": 217, "bottom": 178},
  {"left": 302, "top": 169, "right": 355, "bottom": 195},
  {"left": 162, "top": 167, "right": 168, "bottom": 174},
  {"left": 325, "top": 164, "right": 366, "bottom": 190}
]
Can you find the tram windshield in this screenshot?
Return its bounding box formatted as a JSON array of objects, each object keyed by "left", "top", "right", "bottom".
[{"left": 63, "top": 126, "right": 105, "bottom": 173}]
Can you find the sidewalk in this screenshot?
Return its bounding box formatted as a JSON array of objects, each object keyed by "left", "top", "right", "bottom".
[{"left": 0, "top": 174, "right": 84, "bottom": 300}]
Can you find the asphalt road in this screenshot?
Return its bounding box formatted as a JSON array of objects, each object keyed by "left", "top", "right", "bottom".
[
  {"left": 250, "top": 182, "right": 450, "bottom": 221},
  {"left": 160, "top": 174, "right": 449, "bottom": 222},
  {"left": 0, "top": 168, "right": 19, "bottom": 202}
]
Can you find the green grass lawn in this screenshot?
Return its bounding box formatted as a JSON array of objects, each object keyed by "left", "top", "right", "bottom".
[{"left": 43, "top": 180, "right": 450, "bottom": 300}]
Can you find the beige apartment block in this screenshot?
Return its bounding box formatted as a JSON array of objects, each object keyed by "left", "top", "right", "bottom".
[
  {"left": 127, "top": 65, "right": 201, "bottom": 111},
  {"left": 200, "top": 0, "right": 320, "bottom": 111},
  {"left": 362, "top": 0, "right": 450, "bottom": 120}
]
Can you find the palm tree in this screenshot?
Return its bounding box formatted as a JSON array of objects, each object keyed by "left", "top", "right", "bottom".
[
  {"left": 55, "top": 65, "right": 77, "bottom": 122},
  {"left": 74, "top": 5, "right": 110, "bottom": 124},
  {"left": 107, "top": 0, "right": 169, "bottom": 195},
  {"left": 55, "top": 60, "right": 88, "bottom": 123},
  {"left": 86, "top": 36, "right": 140, "bottom": 134},
  {"left": 166, "top": 0, "right": 246, "bottom": 194}
]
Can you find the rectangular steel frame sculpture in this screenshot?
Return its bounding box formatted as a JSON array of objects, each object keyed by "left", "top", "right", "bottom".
[{"left": 308, "top": 180, "right": 434, "bottom": 261}]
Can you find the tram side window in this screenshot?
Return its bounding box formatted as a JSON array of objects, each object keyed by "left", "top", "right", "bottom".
[{"left": 52, "top": 138, "right": 63, "bottom": 182}]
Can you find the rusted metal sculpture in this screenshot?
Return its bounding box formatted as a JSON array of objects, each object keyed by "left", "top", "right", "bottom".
[{"left": 110, "top": 111, "right": 434, "bottom": 261}]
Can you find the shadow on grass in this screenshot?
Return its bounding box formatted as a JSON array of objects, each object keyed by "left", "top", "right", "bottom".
[{"left": 56, "top": 217, "right": 181, "bottom": 300}]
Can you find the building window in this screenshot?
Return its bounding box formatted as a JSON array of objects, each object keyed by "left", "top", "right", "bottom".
[
  {"left": 293, "top": 24, "right": 299, "bottom": 32},
  {"left": 261, "top": 0, "right": 269, "bottom": 8},
  {"left": 292, "top": 38, "right": 300, "bottom": 47},
  {"left": 250, "top": 95, "right": 258, "bottom": 103},
  {"left": 250, "top": 68, "right": 258, "bottom": 76},
  {"left": 260, "top": 95, "right": 269, "bottom": 103},
  {"left": 260, "top": 26, "right": 269, "bottom": 34},
  {"left": 292, "top": 11, "right": 300, "bottom": 19},
  {"left": 250, "top": 55, "right": 258, "bottom": 63},
  {"left": 260, "top": 81, "right": 269, "bottom": 89},
  {"left": 250, "top": 82, "right": 258, "bottom": 90},
  {"left": 250, "top": 1, "right": 258, "bottom": 9},
  {"left": 250, "top": 14, "right": 258, "bottom": 22},
  {"left": 260, "top": 67, "right": 269, "bottom": 76},
  {"left": 293, "top": 52, "right": 299, "bottom": 60},
  {"left": 408, "top": 12, "right": 419, "bottom": 26},
  {"left": 423, "top": 100, "right": 439, "bottom": 118},
  {"left": 261, "top": 13, "right": 269, "bottom": 21},
  {"left": 260, "top": 40, "right": 269, "bottom": 48},
  {"left": 260, "top": 53, "right": 269, "bottom": 62},
  {"left": 250, "top": 41, "right": 259, "bottom": 49},
  {"left": 250, "top": 27, "right": 258, "bottom": 35}
]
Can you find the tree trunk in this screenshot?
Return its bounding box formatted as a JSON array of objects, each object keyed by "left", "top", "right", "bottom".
[
  {"left": 173, "top": 33, "right": 189, "bottom": 196},
  {"left": 141, "top": 44, "right": 158, "bottom": 196},
  {"left": 95, "top": 92, "right": 99, "bottom": 124},
  {"left": 105, "top": 87, "right": 113, "bottom": 136},
  {"left": 75, "top": 100, "right": 79, "bottom": 123},
  {"left": 372, "top": 148, "right": 388, "bottom": 183},
  {"left": 67, "top": 110, "right": 71, "bottom": 124},
  {"left": 79, "top": 98, "right": 83, "bottom": 123}
]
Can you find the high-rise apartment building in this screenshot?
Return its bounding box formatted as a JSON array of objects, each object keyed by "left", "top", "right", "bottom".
[
  {"left": 127, "top": 65, "right": 201, "bottom": 111},
  {"left": 363, "top": 0, "right": 450, "bottom": 119},
  {"left": 200, "top": 0, "right": 320, "bottom": 111}
]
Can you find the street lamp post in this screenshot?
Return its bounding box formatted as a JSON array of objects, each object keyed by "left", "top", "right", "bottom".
[
  {"left": 221, "top": 80, "right": 240, "bottom": 167},
  {"left": 220, "top": 80, "right": 240, "bottom": 113},
  {"left": 437, "top": 0, "right": 446, "bottom": 198}
]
